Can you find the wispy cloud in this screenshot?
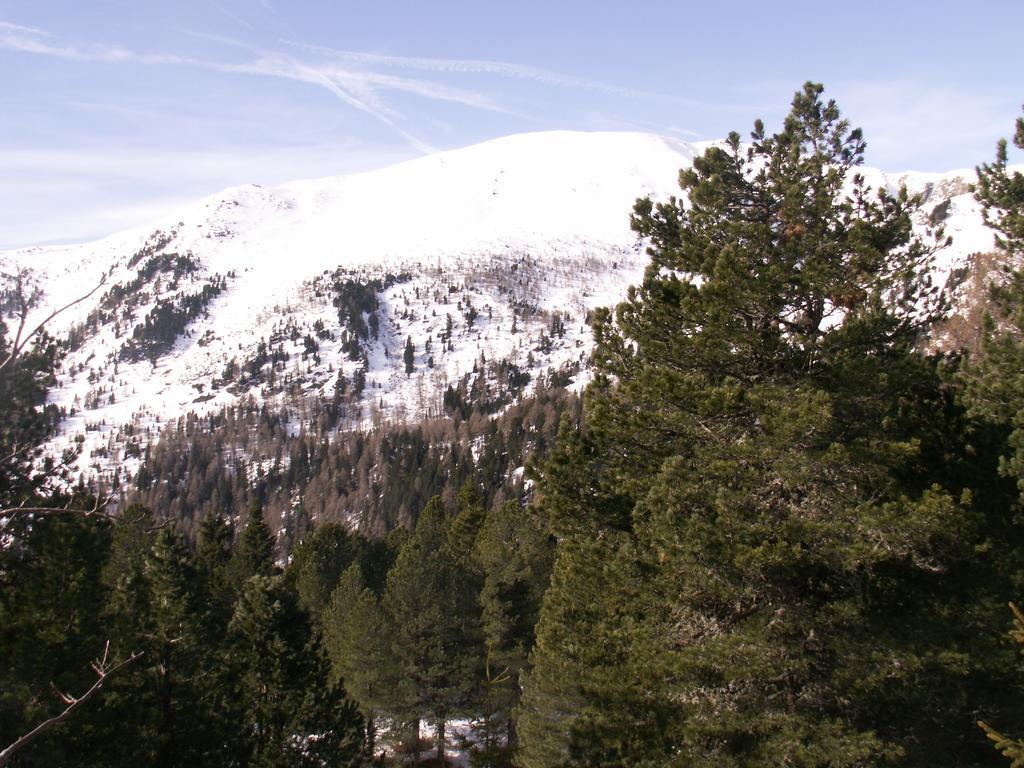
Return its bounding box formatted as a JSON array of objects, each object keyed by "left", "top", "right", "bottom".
[
  {"left": 243, "top": 55, "right": 440, "bottom": 154},
  {"left": 285, "top": 41, "right": 664, "bottom": 101},
  {"left": 191, "top": 32, "right": 521, "bottom": 117},
  {"left": 0, "top": 19, "right": 191, "bottom": 64},
  {"left": 204, "top": 0, "right": 255, "bottom": 32},
  {"left": 0, "top": 19, "right": 694, "bottom": 156},
  {"left": 0, "top": 20, "right": 49, "bottom": 35},
  {"left": 0, "top": 21, "right": 531, "bottom": 153},
  {"left": 182, "top": 33, "right": 442, "bottom": 152},
  {"left": 0, "top": 19, "right": 128, "bottom": 61}
]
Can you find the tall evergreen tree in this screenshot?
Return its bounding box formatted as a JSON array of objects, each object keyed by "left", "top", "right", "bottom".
[
  {"left": 382, "top": 496, "right": 483, "bottom": 764},
  {"left": 448, "top": 482, "right": 487, "bottom": 559},
  {"left": 964, "top": 105, "right": 1024, "bottom": 500},
  {"left": 195, "top": 512, "right": 236, "bottom": 633},
  {"left": 404, "top": 335, "right": 415, "bottom": 376},
  {"left": 287, "top": 522, "right": 360, "bottom": 624},
  {"left": 0, "top": 514, "right": 111, "bottom": 765},
  {"left": 231, "top": 505, "right": 277, "bottom": 588},
  {"left": 472, "top": 500, "right": 554, "bottom": 761},
  {"left": 323, "top": 563, "right": 393, "bottom": 757},
  {"left": 519, "top": 83, "right": 1021, "bottom": 767},
  {"left": 0, "top": 321, "right": 60, "bottom": 507},
  {"left": 228, "top": 573, "right": 366, "bottom": 767},
  {"left": 142, "top": 527, "right": 210, "bottom": 766},
  {"left": 102, "top": 504, "right": 157, "bottom": 654},
  {"left": 965, "top": 106, "right": 1024, "bottom": 764}
]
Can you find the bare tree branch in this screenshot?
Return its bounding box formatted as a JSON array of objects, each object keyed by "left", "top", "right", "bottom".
[
  {"left": 0, "top": 495, "right": 173, "bottom": 532},
  {"left": 0, "top": 496, "right": 114, "bottom": 531},
  {"left": 0, "top": 267, "right": 106, "bottom": 373},
  {"left": 0, "top": 642, "right": 143, "bottom": 766}
]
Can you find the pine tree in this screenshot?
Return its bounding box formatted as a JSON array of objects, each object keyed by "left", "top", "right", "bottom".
[
  {"left": 382, "top": 496, "right": 483, "bottom": 764},
  {"left": 448, "top": 481, "right": 487, "bottom": 559},
  {"left": 472, "top": 500, "right": 554, "bottom": 761},
  {"left": 287, "top": 522, "right": 360, "bottom": 624},
  {"left": 230, "top": 505, "right": 276, "bottom": 588},
  {"left": 0, "top": 513, "right": 111, "bottom": 765},
  {"left": 141, "top": 527, "right": 210, "bottom": 766},
  {"left": 966, "top": 106, "right": 1024, "bottom": 765},
  {"left": 404, "top": 335, "right": 415, "bottom": 376},
  {"left": 965, "top": 106, "right": 1024, "bottom": 501},
  {"left": 228, "top": 573, "right": 366, "bottom": 767},
  {"left": 195, "top": 512, "right": 236, "bottom": 633},
  {"left": 519, "top": 83, "right": 1018, "bottom": 767},
  {"left": 322, "top": 563, "right": 393, "bottom": 756},
  {"left": 0, "top": 320, "right": 60, "bottom": 507},
  {"left": 102, "top": 504, "right": 157, "bottom": 653},
  {"left": 976, "top": 106, "right": 1024, "bottom": 256}
]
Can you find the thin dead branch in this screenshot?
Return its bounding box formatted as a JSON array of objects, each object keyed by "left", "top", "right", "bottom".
[
  {"left": 0, "top": 496, "right": 172, "bottom": 532},
  {"left": 0, "top": 641, "right": 143, "bottom": 766},
  {"left": 0, "top": 267, "right": 106, "bottom": 373}
]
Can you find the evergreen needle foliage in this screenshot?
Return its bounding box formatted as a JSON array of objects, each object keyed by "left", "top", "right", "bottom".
[
  {"left": 518, "top": 83, "right": 1024, "bottom": 767},
  {"left": 967, "top": 105, "right": 1024, "bottom": 767}
]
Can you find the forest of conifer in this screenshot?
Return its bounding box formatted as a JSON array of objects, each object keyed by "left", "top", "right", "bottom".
[{"left": 3, "top": 83, "right": 1024, "bottom": 767}]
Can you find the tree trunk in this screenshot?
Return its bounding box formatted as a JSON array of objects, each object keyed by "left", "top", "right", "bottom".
[
  {"left": 411, "top": 717, "right": 420, "bottom": 765},
  {"left": 436, "top": 717, "right": 446, "bottom": 765},
  {"left": 507, "top": 716, "right": 518, "bottom": 749},
  {"left": 366, "top": 709, "right": 376, "bottom": 756}
]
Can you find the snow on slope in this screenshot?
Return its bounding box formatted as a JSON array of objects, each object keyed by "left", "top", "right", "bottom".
[{"left": 0, "top": 131, "right": 1000, "bottom": 485}]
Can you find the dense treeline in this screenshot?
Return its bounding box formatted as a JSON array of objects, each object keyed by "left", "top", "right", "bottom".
[
  {"left": 333, "top": 273, "right": 410, "bottom": 360},
  {"left": 123, "top": 382, "right": 576, "bottom": 543},
  {"left": 5, "top": 84, "right": 1024, "bottom": 767},
  {"left": 120, "top": 278, "right": 226, "bottom": 363},
  {"left": 1, "top": 504, "right": 367, "bottom": 766},
  {"left": 67, "top": 248, "right": 206, "bottom": 353}
]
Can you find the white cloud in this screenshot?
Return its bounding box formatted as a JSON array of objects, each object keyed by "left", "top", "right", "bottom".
[
  {"left": 0, "top": 20, "right": 49, "bottom": 35},
  {"left": 187, "top": 33, "right": 520, "bottom": 146},
  {"left": 0, "top": 23, "right": 523, "bottom": 153},
  {"left": 0, "top": 19, "right": 195, "bottom": 65},
  {"left": 0, "top": 19, "right": 137, "bottom": 62},
  {"left": 284, "top": 41, "right": 663, "bottom": 101}
]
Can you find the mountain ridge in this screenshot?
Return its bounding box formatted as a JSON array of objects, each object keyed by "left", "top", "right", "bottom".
[{"left": 0, "top": 130, "right": 999, "bottom": 487}]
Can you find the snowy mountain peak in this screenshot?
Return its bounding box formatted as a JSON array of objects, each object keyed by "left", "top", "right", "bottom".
[{"left": 0, "top": 131, "right": 998, "bottom": 485}]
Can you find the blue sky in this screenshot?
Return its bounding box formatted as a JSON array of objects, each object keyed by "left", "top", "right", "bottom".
[{"left": 1, "top": 0, "right": 1022, "bottom": 248}]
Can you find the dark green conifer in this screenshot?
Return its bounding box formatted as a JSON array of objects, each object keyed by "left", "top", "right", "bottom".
[
  {"left": 965, "top": 106, "right": 1024, "bottom": 501},
  {"left": 382, "top": 496, "right": 483, "bottom": 764},
  {"left": 520, "top": 83, "right": 1019, "bottom": 767},
  {"left": 230, "top": 505, "right": 276, "bottom": 587},
  {"left": 0, "top": 513, "right": 111, "bottom": 765},
  {"left": 472, "top": 500, "right": 554, "bottom": 760},
  {"left": 195, "top": 512, "right": 236, "bottom": 631},
  {"left": 228, "top": 573, "right": 366, "bottom": 767},
  {"left": 965, "top": 107, "right": 1024, "bottom": 765},
  {"left": 448, "top": 481, "right": 487, "bottom": 558},
  {"left": 323, "top": 563, "right": 393, "bottom": 756},
  {"left": 0, "top": 321, "right": 60, "bottom": 506},
  {"left": 142, "top": 527, "right": 210, "bottom": 766},
  {"left": 404, "top": 334, "right": 415, "bottom": 375},
  {"left": 102, "top": 504, "right": 157, "bottom": 651},
  {"left": 287, "top": 522, "right": 359, "bottom": 623}
]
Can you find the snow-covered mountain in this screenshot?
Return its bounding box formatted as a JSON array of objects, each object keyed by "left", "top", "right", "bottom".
[{"left": 0, "top": 131, "right": 998, "bottom": 485}]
